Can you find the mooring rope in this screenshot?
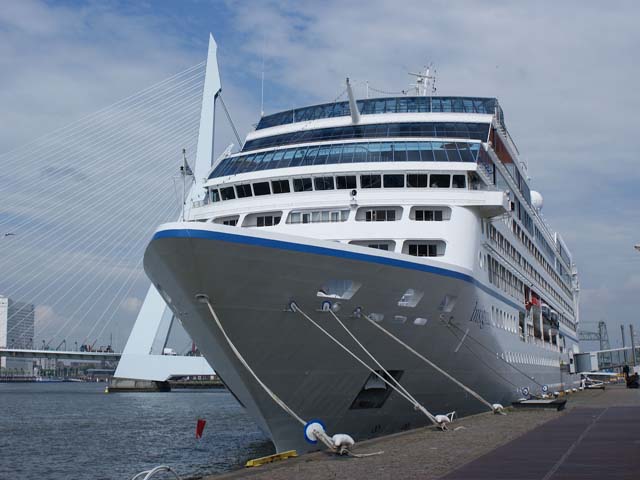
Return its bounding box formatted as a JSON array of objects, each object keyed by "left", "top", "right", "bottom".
[
  {"left": 202, "top": 297, "right": 306, "bottom": 426},
  {"left": 292, "top": 303, "right": 441, "bottom": 427},
  {"left": 327, "top": 309, "right": 430, "bottom": 413},
  {"left": 360, "top": 312, "right": 504, "bottom": 414},
  {"left": 446, "top": 321, "right": 545, "bottom": 388}
]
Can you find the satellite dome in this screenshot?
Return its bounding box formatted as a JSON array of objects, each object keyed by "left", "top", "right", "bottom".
[{"left": 530, "top": 190, "right": 543, "bottom": 210}]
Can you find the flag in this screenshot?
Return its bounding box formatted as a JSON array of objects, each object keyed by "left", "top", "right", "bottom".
[{"left": 196, "top": 418, "right": 206, "bottom": 439}]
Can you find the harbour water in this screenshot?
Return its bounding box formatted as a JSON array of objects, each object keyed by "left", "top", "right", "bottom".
[{"left": 0, "top": 382, "right": 274, "bottom": 479}]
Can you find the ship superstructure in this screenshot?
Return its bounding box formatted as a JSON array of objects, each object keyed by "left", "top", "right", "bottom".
[{"left": 144, "top": 73, "right": 580, "bottom": 452}]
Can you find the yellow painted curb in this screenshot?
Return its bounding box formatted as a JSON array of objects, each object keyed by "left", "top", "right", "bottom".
[{"left": 246, "top": 450, "right": 298, "bottom": 467}]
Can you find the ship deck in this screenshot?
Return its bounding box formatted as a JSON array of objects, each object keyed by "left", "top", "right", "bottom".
[{"left": 205, "top": 383, "right": 639, "bottom": 479}]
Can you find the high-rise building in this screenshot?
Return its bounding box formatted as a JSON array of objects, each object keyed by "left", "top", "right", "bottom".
[{"left": 0, "top": 296, "right": 35, "bottom": 375}]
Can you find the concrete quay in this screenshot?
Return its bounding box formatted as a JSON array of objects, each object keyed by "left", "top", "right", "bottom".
[{"left": 203, "top": 384, "right": 639, "bottom": 480}]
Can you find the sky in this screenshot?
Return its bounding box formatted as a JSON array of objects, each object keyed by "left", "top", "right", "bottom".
[{"left": 1, "top": 0, "right": 639, "bottom": 350}]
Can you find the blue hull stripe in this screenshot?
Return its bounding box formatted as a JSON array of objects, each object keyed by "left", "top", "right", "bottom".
[{"left": 153, "top": 228, "right": 526, "bottom": 312}]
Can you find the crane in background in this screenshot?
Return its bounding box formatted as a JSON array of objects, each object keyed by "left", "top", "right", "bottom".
[{"left": 579, "top": 321, "right": 610, "bottom": 351}]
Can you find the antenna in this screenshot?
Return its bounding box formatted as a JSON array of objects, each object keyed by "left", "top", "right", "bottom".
[{"left": 408, "top": 63, "right": 437, "bottom": 96}]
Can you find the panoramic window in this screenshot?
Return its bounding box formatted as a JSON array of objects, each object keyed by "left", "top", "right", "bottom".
[
  {"left": 242, "top": 120, "right": 489, "bottom": 150},
  {"left": 220, "top": 186, "right": 236, "bottom": 200},
  {"left": 256, "top": 97, "right": 497, "bottom": 130},
  {"left": 252, "top": 182, "right": 271, "bottom": 196},
  {"left": 235, "top": 184, "right": 253, "bottom": 198},
  {"left": 314, "top": 176, "right": 335, "bottom": 191},
  {"left": 430, "top": 174, "right": 451, "bottom": 188},
  {"left": 293, "top": 178, "right": 313, "bottom": 192},
  {"left": 361, "top": 174, "right": 382, "bottom": 188},
  {"left": 336, "top": 175, "right": 357, "bottom": 189},
  {"left": 271, "top": 179, "right": 290, "bottom": 194},
  {"left": 211, "top": 141, "right": 483, "bottom": 178},
  {"left": 407, "top": 174, "right": 428, "bottom": 188},
  {"left": 383, "top": 174, "right": 405, "bottom": 188}
]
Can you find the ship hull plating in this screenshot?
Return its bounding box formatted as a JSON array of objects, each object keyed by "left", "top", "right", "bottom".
[{"left": 144, "top": 223, "right": 576, "bottom": 452}]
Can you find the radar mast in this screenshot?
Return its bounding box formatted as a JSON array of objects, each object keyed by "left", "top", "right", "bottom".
[{"left": 408, "top": 64, "right": 437, "bottom": 96}]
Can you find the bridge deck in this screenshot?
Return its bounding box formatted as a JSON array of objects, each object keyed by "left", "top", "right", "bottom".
[{"left": 0, "top": 348, "right": 121, "bottom": 361}]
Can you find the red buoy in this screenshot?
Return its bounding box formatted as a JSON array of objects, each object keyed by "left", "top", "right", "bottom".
[{"left": 196, "top": 418, "right": 206, "bottom": 439}]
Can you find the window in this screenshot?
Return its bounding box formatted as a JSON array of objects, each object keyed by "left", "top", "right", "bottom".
[
  {"left": 383, "top": 174, "right": 404, "bottom": 188},
  {"left": 209, "top": 189, "right": 220, "bottom": 203},
  {"left": 211, "top": 141, "right": 483, "bottom": 178},
  {"left": 365, "top": 209, "right": 396, "bottom": 222},
  {"left": 361, "top": 174, "right": 381, "bottom": 188},
  {"left": 256, "top": 98, "right": 496, "bottom": 130},
  {"left": 314, "top": 176, "right": 335, "bottom": 190},
  {"left": 350, "top": 240, "right": 396, "bottom": 251},
  {"left": 271, "top": 179, "right": 290, "bottom": 194},
  {"left": 289, "top": 209, "right": 349, "bottom": 223},
  {"left": 408, "top": 243, "right": 438, "bottom": 257},
  {"left": 220, "top": 186, "right": 236, "bottom": 200},
  {"left": 452, "top": 174, "right": 466, "bottom": 189},
  {"left": 252, "top": 182, "right": 271, "bottom": 196},
  {"left": 430, "top": 174, "right": 450, "bottom": 188},
  {"left": 415, "top": 209, "right": 443, "bottom": 221},
  {"left": 214, "top": 215, "right": 239, "bottom": 226},
  {"left": 408, "top": 244, "right": 437, "bottom": 257},
  {"left": 407, "top": 174, "right": 428, "bottom": 188},
  {"left": 235, "top": 184, "right": 253, "bottom": 198},
  {"left": 293, "top": 178, "right": 313, "bottom": 192},
  {"left": 336, "top": 175, "right": 357, "bottom": 189},
  {"left": 256, "top": 215, "right": 281, "bottom": 227}
]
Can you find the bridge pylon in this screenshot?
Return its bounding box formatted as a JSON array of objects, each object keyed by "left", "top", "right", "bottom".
[{"left": 110, "top": 34, "right": 222, "bottom": 392}]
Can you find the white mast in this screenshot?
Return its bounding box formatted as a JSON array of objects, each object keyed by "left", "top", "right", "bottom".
[{"left": 408, "top": 64, "right": 437, "bottom": 96}]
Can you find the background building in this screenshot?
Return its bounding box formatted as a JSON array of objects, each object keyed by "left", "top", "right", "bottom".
[{"left": 0, "top": 295, "right": 35, "bottom": 375}]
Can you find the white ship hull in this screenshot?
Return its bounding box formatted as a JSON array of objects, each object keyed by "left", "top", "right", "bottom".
[{"left": 144, "top": 222, "right": 577, "bottom": 452}]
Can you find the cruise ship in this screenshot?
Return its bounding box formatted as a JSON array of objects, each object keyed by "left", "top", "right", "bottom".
[{"left": 143, "top": 66, "right": 580, "bottom": 452}]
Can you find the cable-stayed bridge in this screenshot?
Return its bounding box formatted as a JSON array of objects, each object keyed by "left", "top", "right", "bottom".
[{"left": 0, "top": 39, "right": 219, "bottom": 371}]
